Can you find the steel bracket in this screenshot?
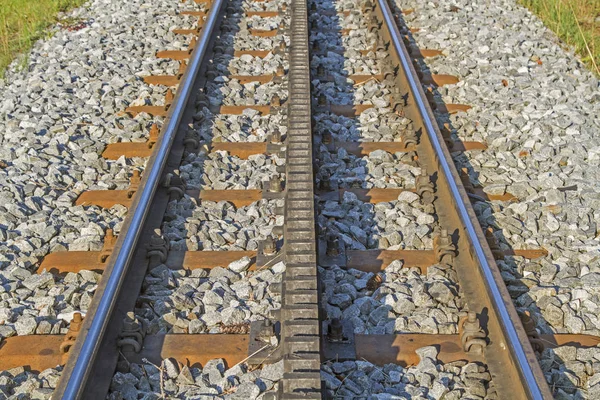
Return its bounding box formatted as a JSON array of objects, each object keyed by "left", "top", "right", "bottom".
[
  {"left": 262, "top": 180, "right": 286, "bottom": 199},
  {"left": 266, "top": 143, "right": 284, "bottom": 156},
  {"left": 247, "top": 319, "right": 282, "bottom": 364},
  {"left": 257, "top": 242, "right": 284, "bottom": 268}
]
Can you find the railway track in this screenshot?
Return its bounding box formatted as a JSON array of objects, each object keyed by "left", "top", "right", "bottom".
[{"left": 1, "top": 0, "right": 599, "bottom": 398}]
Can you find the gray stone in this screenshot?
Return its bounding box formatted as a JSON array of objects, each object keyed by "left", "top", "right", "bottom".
[
  {"left": 22, "top": 273, "right": 54, "bottom": 291},
  {"left": 271, "top": 261, "right": 286, "bottom": 274},
  {"left": 14, "top": 315, "right": 37, "bottom": 335},
  {"left": 230, "top": 382, "right": 260, "bottom": 399},
  {"left": 110, "top": 372, "right": 139, "bottom": 400},
  {"left": 176, "top": 365, "right": 195, "bottom": 385},
  {"left": 260, "top": 360, "right": 283, "bottom": 383},
  {"left": 203, "top": 358, "right": 225, "bottom": 385},
  {"left": 188, "top": 318, "right": 206, "bottom": 334},
  {"left": 228, "top": 256, "right": 252, "bottom": 273},
  {"left": 163, "top": 358, "right": 179, "bottom": 379},
  {"left": 321, "top": 370, "right": 341, "bottom": 390},
  {"left": 369, "top": 305, "right": 392, "bottom": 325},
  {"left": 427, "top": 282, "right": 454, "bottom": 304}
]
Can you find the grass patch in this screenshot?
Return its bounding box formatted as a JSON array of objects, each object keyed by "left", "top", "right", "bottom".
[
  {"left": 0, "top": 0, "right": 87, "bottom": 78},
  {"left": 518, "top": 0, "right": 600, "bottom": 75}
]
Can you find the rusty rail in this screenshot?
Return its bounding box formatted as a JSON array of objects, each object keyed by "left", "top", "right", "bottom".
[
  {"left": 336, "top": 0, "right": 552, "bottom": 397},
  {"left": 52, "top": 0, "right": 227, "bottom": 397}
]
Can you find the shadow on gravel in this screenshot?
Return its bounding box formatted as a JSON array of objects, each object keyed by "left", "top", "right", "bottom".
[
  {"left": 309, "top": 0, "right": 382, "bottom": 253},
  {"left": 390, "top": 3, "right": 578, "bottom": 395},
  {"left": 136, "top": 0, "right": 290, "bottom": 334},
  {"left": 135, "top": 1, "right": 238, "bottom": 326},
  {"left": 310, "top": 0, "right": 459, "bottom": 337}
]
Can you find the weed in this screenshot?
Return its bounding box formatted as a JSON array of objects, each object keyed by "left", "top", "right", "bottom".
[
  {"left": 0, "top": 0, "right": 88, "bottom": 78},
  {"left": 519, "top": 0, "right": 600, "bottom": 75}
]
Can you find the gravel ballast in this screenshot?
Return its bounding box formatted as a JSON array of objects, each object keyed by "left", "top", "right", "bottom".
[
  {"left": 116, "top": 0, "right": 291, "bottom": 397},
  {"left": 107, "top": 358, "right": 283, "bottom": 399},
  {"left": 4, "top": 0, "right": 600, "bottom": 396},
  {"left": 396, "top": 0, "right": 600, "bottom": 396},
  {"left": 322, "top": 346, "right": 492, "bottom": 399},
  {"left": 0, "top": 0, "right": 290, "bottom": 396},
  {"left": 0, "top": 0, "right": 202, "bottom": 339},
  {"left": 311, "top": 0, "right": 461, "bottom": 349}
]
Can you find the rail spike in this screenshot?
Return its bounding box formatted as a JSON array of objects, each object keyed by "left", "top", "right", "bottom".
[
  {"left": 416, "top": 169, "right": 435, "bottom": 205},
  {"left": 117, "top": 311, "right": 146, "bottom": 354},
  {"left": 163, "top": 170, "right": 186, "bottom": 200},
  {"left": 59, "top": 312, "right": 84, "bottom": 360},
  {"left": 519, "top": 311, "right": 545, "bottom": 353},
  {"left": 146, "top": 228, "right": 168, "bottom": 267},
  {"left": 401, "top": 124, "right": 417, "bottom": 148},
  {"left": 460, "top": 311, "right": 487, "bottom": 355},
  {"left": 433, "top": 228, "right": 456, "bottom": 267}
]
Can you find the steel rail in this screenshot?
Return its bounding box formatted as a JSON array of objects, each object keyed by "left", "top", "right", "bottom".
[
  {"left": 376, "top": 0, "right": 546, "bottom": 398},
  {"left": 59, "top": 0, "right": 225, "bottom": 397}
]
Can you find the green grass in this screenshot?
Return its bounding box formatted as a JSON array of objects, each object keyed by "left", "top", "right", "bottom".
[
  {"left": 0, "top": 0, "right": 87, "bottom": 78},
  {"left": 518, "top": 0, "right": 600, "bottom": 75}
]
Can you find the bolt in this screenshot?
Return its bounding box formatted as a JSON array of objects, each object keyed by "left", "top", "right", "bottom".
[
  {"left": 122, "top": 311, "right": 142, "bottom": 333},
  {"left": 319, "top": 175, "right": 331, "bottom": 191},
  {"left": 318, "top": 94, "right": 327, "bottom": 106},
  {"left": 268, "top": 176, "right": 283, "bottom": 193},
  {"left": 271, "top": 94, "right": 281, "bottom": 107},
  {"left": 149, "top": 229, "right": 165, "bottom": 247},
  {"left": 322, "top": 132, "right": 332, "bottom": 144},
  {"left": 263, "top": 235, "right": 277, "bottom": 256},
  {"left": 463, "top": 311, "right": 480, "bottom": 330},
  {"left": 326, "top": 236, "right": 339, "bottom": 256},
  {"left": 317, "top": 65, "right": 325, "bottom": 77},
  {"left": 328, "top": 318, "right": 344, "bottom": 342},
  {"left": 71, "top": 312, "right": 83, "bottom": 331},
  {"left": 270, "top": 129, "right": 282, "bottom": 144}
]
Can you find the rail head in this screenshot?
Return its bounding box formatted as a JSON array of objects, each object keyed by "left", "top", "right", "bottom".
[
  {"left": 374, "top": 0, "right": 552, "bottom": 398},
  {"left": 53, "top": 0, "right": 227, "bottom": 398}
]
